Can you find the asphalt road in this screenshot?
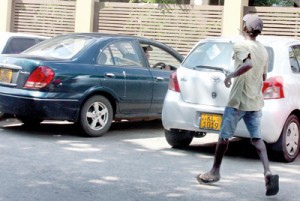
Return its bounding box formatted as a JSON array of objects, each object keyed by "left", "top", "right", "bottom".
[{"left": 0, "top": 118, "right": 299, "bottom": 201}]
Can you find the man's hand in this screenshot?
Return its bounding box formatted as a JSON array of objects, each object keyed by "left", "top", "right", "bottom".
[
  {"left": 223, "top": 58, "right": 253, "bottom": 88},
  {"left": 224, "top": 74, "right": 232, "bottom": 88}
]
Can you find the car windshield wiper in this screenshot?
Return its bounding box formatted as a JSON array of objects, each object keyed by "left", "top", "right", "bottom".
[{"left": 195, "top": 65, "right": 231, "bottom": 76}]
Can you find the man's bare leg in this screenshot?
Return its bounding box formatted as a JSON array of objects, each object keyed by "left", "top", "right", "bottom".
[
  {"left": 251, "top": 138, "right": 271, "bottom": 175},
  {"left": 252, "top": 138, "right": 279, "bottom": 196},
  {"left": 197, "top": 138, "right": 229, "bottom": 183}
]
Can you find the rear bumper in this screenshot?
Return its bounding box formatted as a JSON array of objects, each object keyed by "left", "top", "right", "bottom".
[
  {"left": 162, "top": 90, "right": 224, "bottom": 133},
  {"left": 0, "top": 91, "right": 80, "bottom": 121},
  {"left": 162, "top": 90, "right": 288, "bottom": 143}
]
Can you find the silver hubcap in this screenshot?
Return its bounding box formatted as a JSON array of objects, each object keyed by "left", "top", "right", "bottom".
[
  {"left": 286, "top": 122, "right": 299, "bottom": 156},
  {"left": 86, "top": 102, "right": 108, "bottom": 131}
]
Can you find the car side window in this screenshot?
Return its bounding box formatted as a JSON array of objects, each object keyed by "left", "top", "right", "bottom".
[
  {"left": 289, "top": 46, "right": 300, "bottom": 73},
  {"left": 141, "top": 43, "right": 181, "bottom": 71},
  {"left": 4, "top": 37, "right": 36, "bottom": 54},
  {"left": 97, "top": 41, "right": 143, "bottom": 67},
  {"left": 97, "top": 47, "right": 114, "bottom": 65}
]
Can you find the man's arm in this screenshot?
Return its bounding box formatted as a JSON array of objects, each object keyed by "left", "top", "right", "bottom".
[{"left": 224, "top": 57, "right": 252, "bottom": 88}]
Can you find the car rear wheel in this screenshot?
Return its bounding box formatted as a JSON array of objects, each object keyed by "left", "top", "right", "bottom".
[
  {"left": 270, "top": 115, "right": 300, "bottom": 162},
  {"left": 78, "top": 95, "right": 113, "bottom": 137},
  {"left": 165, "top": 129, "right": 194, "bottom": 148}
]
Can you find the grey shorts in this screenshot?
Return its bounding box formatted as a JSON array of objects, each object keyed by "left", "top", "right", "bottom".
[{"left": 219, "top": 107, "right": 262, "bottom": 139}]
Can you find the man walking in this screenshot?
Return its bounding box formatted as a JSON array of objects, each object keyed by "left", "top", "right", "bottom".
[{"left": 196, "top": 14, "right": 279, "bottom": 196}]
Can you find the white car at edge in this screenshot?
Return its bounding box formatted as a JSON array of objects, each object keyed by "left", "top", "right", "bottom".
[
  {"left": 0, "top": 32, "right": 48, "bottom": 119},
  {"left": 162, "top": 35, "right": 300, "bottom": 162},
  {"left": 0, "top": 32, "right": 48, "bottom": 54}
]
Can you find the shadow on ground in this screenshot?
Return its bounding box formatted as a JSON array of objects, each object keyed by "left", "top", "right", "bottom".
[
  {"left": 180, "top": 137, "right": 261, "bottom": 161},
  {"left": 0, "top": 118, "right": 164, "bottom": 138},
  {"left": 0, "top": 118, "right": 285, "bottom": 162}
]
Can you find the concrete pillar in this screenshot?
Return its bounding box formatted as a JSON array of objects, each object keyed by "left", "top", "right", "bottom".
[
  {"left": 75, "top": 0, "right": 95, "bottom": 32},
  {"left": 0, "top": 0, "right": 13, "bottom": 32},
  {"left": 222, "top": 0, "right": 249, "bottom": 36},
  {"left": 190, "top": 0, "right": 210, "bottom": 5}
]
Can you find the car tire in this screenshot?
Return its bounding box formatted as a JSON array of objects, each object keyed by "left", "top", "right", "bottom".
[
  {"left": 165, "top": 129, "right": 194, "bottom": 148},
  {"left": 78, "top": 95, "right": 113, "bottom": 137},
  {"left": 270, "top": 115, "right": 300, "bottom": 162}
]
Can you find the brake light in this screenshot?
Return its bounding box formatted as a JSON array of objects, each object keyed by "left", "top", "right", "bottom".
[
  {"left": 24, "top": 66, "right": 54, "bottom": 89},
  {"left": 168, "top": 71, "right": 180, "bottom": 92},
  {"left": 262, "top": 76, "right": 284, "bottom": 99}
]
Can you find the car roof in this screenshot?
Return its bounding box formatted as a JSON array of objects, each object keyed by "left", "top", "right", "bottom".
[
  {"left": 56, "top": 32, "right": 184, "bottom": 60},
  {"left": 0, "top": 32, "right": 48, "bottom": 39},
  {"left": 200, "top": 35, "right": 300, "bottom": 46},
  {"left": 59, "top": 32, "right": 147, "bottom": 39},
  {"left": 55, "top": 32, "right": 166, "bottom": 45}
]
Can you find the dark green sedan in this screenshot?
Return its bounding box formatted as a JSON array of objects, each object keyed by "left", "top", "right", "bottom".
[{"left": 0, "top": 33, "right": 183, "bottom": 137}]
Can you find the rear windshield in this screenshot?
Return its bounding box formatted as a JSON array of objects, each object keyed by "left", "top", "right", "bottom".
[
  {"left": 3, "top": 37, "right": 37, "bottom": 54},
  {"left": 23, "top": 35, "right": 94, "bottom": 59},
  {"left": 183, "top": 41, "right": 274, "bottom": 72}
]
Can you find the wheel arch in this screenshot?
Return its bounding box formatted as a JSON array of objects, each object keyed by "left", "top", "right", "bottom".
[
  {"left": 273, "top": 109, "right": 300, "bottom": 142},
  {"left": 290, "top": 109, "right": 300, "bottom": 123},
  {"left": 269, "top": 111, "right": 300, "bottom": 162},
  {"left": 75, "top": 90, "right": 117, "bottom": 122}
]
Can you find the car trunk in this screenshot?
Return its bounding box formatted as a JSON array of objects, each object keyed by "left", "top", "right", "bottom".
[
  {"left": 0, "top": 54, "right": 63, "bottom": 88},
  {"left": 177, "top": 67, "right": 231, "bottom": 107}
]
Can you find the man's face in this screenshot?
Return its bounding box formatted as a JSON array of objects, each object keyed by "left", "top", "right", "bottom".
[{"left": 145, "top": 50, "right": 150, "bottom": 59}]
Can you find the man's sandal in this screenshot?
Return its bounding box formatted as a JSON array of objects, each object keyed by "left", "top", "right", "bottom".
[
  {"left": 196, "top": 173, "right": 220, "bottom": 184},
  {"left": 265, "top": 174, "right": 279, "bottom": 196}
]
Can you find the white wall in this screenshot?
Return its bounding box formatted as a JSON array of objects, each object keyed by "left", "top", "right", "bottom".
[{"left": 0, "top": 0, "right": 12, "bottom": 32}]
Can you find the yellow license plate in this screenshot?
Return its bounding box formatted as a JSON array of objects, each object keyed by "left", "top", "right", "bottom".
[
  {"left": 200, "top": 113, "right": 222, "bottom": 131},
  {"left": 0, "top": 68, "right": 12, "bottom": 83}
]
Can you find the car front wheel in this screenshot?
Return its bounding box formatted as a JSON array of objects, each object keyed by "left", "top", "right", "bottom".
[
  {"left": 165, "top": 129, "right": 194, "bottom": 148},
  {"left": 270, "top": 115, "right": 300, "bottom": 162},
  {"left": 78, "top": 95, "right": 113, "bottom": 137}
]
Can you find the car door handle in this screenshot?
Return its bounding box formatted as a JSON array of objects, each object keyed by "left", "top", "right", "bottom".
[
  {"left": 156, "top": 77, "right": 165, "bottom": 81},
  {"left": 105, "top": 73, "right": 115, "bottom": 78}
]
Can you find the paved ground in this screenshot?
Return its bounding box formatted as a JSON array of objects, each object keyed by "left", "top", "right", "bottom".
[{"left": 0, "top": 118, "right": 299, "bottom": 201}]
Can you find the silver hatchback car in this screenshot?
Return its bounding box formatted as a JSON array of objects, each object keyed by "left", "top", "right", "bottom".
[{"left": 162, "top": 36, "right": 300, "bottom": 162}]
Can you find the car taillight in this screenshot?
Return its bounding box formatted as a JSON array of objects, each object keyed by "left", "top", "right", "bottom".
[
  {"left": 262, "top": 76, "right": 284, "bottom": 99},
  {"left": 24, "top": 66, "right": 54, "bottom": 89},
  {"left": 168, "top": 71, "right": 180, "bottom": 92}
]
